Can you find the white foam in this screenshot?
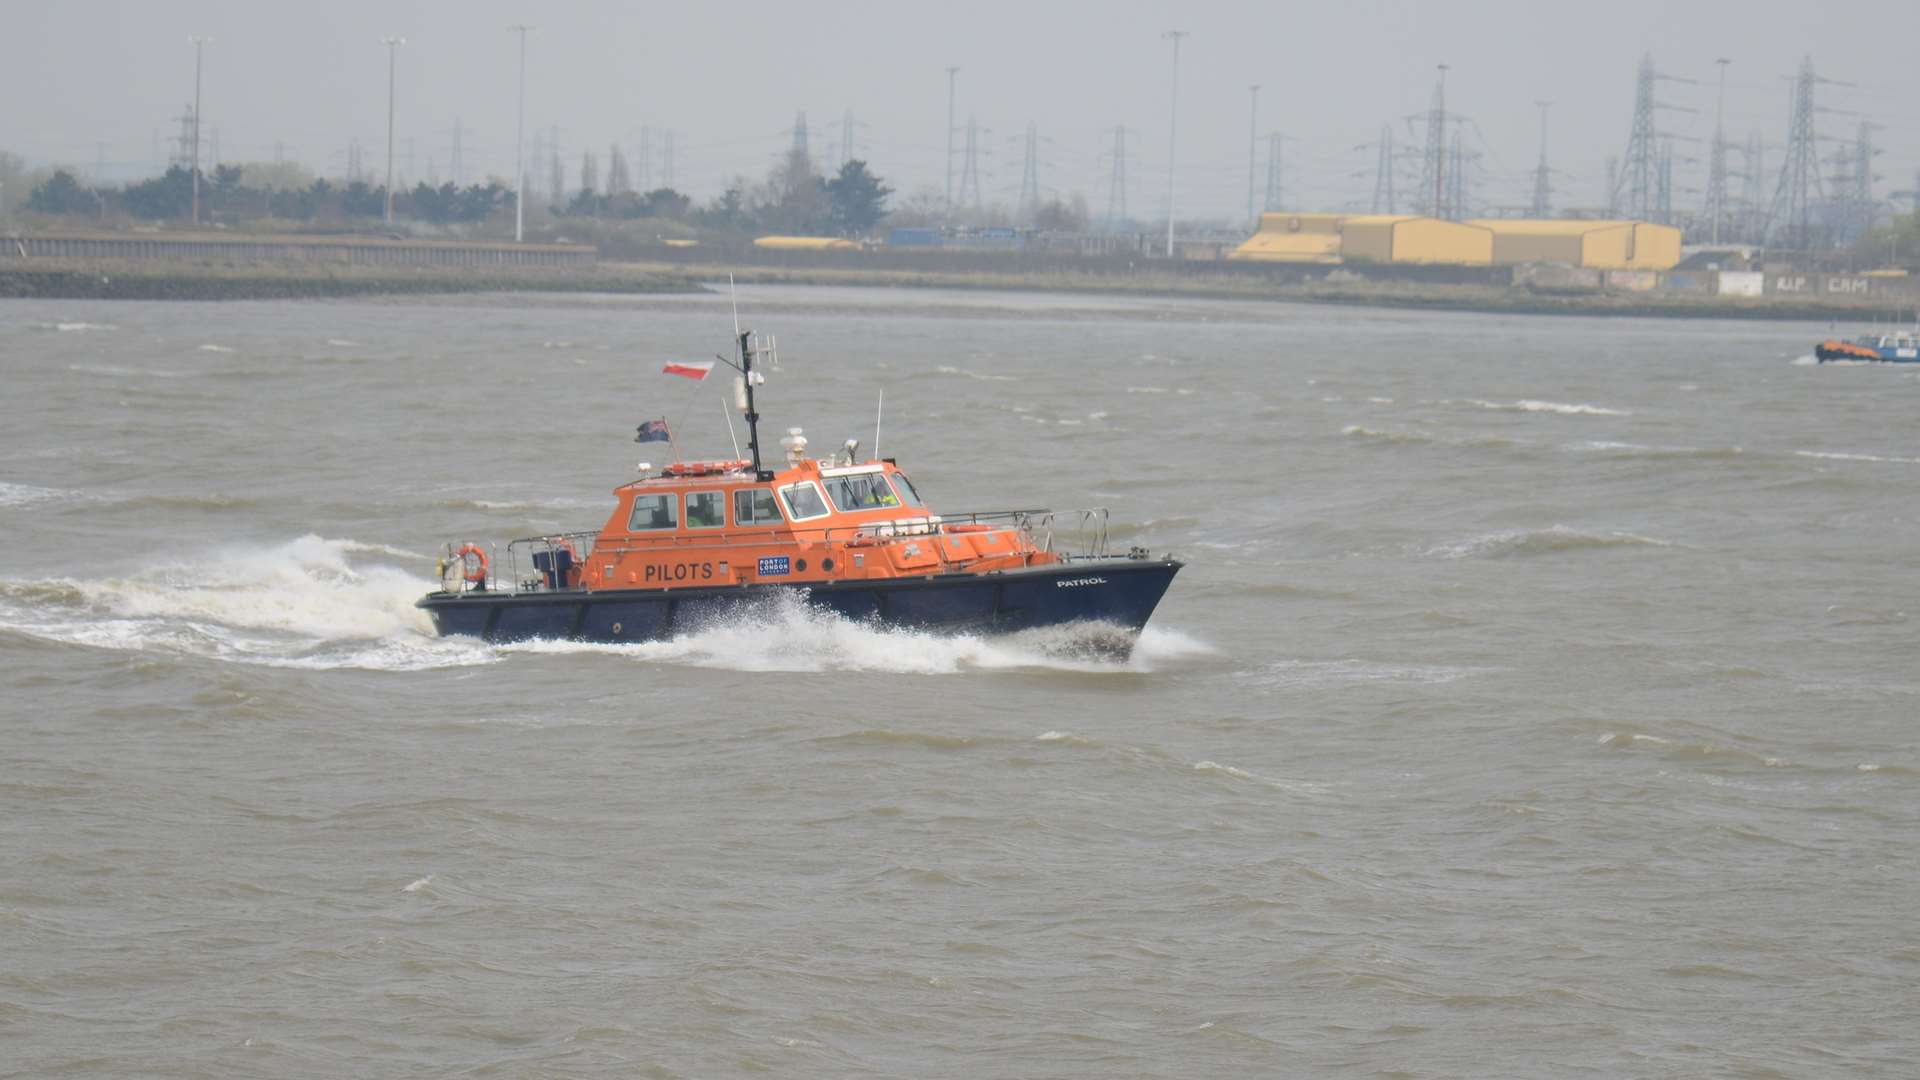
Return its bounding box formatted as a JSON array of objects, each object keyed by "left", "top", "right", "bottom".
[
  {"left": 1458, "top": 398, "right": 1629, "bottom": 416},
  {"left": 444, "top": 496, "right": 604, "bottom": 513},
  {"left": 1425, "top": 524, "right": 1671, "bottom": 559},
  {"left": 66, "top": 363, "right": 188, "bottom": 379},
  {"left": 1248, "top": 658, "right": 1482, "bottom": 690},
  {"left": 1796, "top": 450, "right": 1920, "bottom": 466},
  {"left": 49, "top": 321, "right": 116, "bottom": 332},
  {"left": 325, "top": 338, "right": 363, "bottom": 347},
  {"left": 0, "top": 535, "right": 481, "bottom": 671},
  {"left": 0, "top": 481, "right": 82, "bottom": 509},
  {"left": 335, "top": 539, "right": 432, "bottom": 560},
  {"left": 502, "top": 593, "right": 1209, "bottom": 675},
  {"left": 1565, "top": 440, "right": 1648, "bottom": 452},
  {"left": 402, "top": 875, "right": 433, "bottom": 892},
  {"left": 1036, "top": 731, "right": 1095, "bottom": 745},
  {"left": 934, "top": 365, "right": 1018, "bottom": 382},
  {"left": 198, "top": 344, "right": 235, "bottom": 353},
  {"left": 1342, "top": 424, "right": 1427, "bottom": 444},
  {"left": 1193, "top": 760, "right": 1328, "bottom": 796}
]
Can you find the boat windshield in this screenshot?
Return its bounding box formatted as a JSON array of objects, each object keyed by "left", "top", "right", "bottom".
[
  {"left": 823, "top": 472, "right": 901, "bottom": 512},
  {"left": 889, "top": 472, "right": 925, "bottom": 508},
  {"left": 780, "top": 481, "right": 831, "bottom": 521}
]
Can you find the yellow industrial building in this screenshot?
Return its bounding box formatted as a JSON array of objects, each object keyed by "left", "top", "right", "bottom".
[
  {"left": 1466, "top": 219, "right": 1681, "bottom": 271},
  {"left": 1224, "top": 213, "right": 1345, "bottom": 263},
  {"left": 1227, "top": 214, "right": 1681, "bottom": 271},
  {"left": 752, "top": 236, "right": 862, "bottom": 252},
  {"left": 1338, "top": 216, "right": 1494, "bottom": 265}
]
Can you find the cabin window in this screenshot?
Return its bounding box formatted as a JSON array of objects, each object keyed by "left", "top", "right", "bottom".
[
  {"left": 734, "top": 487, "right": 782, "bottom": 526},
  {"left": 779, "top": 481, "right": 831, "bottom": 521},
  {"left": 889, "top": 472, "right": 926, "bottom": 508},
  {"left": 685, "top": 490, "right": 725, "bottom": 529},
  {"left": 627, "top": 493, "right": 678, "bottom": 531},
  {"left": 823, "top": 472, "right": 901, "bottom": 512}
]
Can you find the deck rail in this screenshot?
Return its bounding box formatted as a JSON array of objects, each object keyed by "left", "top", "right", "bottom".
[{"left": 456, "top": 509, "right": 1111, "bottom": 595}]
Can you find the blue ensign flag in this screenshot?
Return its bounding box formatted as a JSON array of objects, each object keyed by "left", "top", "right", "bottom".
[{"left": 634, "top": 418, "right": 671, "bottom": 443}]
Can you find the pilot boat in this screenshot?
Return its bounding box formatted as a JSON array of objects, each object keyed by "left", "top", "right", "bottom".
[
  {"left": 417, "top": 329, "right": 1181, "bottom": 651},
  {"left": 1815, "top": 330, "right": 1920, "bottom": 363}
]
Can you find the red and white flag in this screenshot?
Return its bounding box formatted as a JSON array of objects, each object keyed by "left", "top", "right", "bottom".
[{"left": 661, "top": 360, "right": 715, "bottom": 380}]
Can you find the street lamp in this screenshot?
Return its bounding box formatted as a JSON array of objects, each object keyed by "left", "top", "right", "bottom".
[
  {"left": 189, "top": 35, "right": 212, "bottom": 226},
  {"left": 1163, "top": 30, "right": 1187, "bottom": 258},
  {"left": 509, "top": 25, "right": 533, "bottom": 242},
  {"left": 1434, "top": 63, "right": 1449, "bottom": 219},
  {"left": 944, "top": 66, "right": 959, "bottom": 223},
  {"left": 382, "top": 37, "right": 406, "bottom": 226}
]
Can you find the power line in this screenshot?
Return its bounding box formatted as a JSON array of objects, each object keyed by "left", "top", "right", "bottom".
[
  {"left": 1530, "top": 101, "right": 1551, "bottom": 217},
  {"left": 1103, "top": 124, "right": 1129, "bottom": 225}
]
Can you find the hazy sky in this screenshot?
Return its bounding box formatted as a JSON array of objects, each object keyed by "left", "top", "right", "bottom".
[{"left": 6, "top": 0, "right": 1918, "bottom": 221}]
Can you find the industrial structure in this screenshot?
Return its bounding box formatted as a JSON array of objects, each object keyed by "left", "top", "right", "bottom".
[
  {"left": 1224, "top": 213, "right": 1344, "bottom": 263},
  {"left": 1468, "top": 219, "right": 1681, "bottom": 270},
  {"left": 1339, "top": 216, "right": 1492, "bottom": 265},
  {"left": 1227, "top": 212, "right": 1683, "bottom": 271}
]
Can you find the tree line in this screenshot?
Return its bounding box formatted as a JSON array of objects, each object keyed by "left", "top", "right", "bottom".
[{"left": 15, "top": 147, "right": 896, "bottom": 239}]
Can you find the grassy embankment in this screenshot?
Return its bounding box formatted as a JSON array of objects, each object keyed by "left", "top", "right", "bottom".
[
  {"left": 0, "top": 258, "right": 703, "bottom": 301},
  {"left": 0, "top": 253, "right": 1906, "bottom": 321},
  {"left": 673, "top": 261, "right": 1905, "bottom": 321}
]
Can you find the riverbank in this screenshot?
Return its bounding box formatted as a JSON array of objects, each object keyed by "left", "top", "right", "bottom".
[
  {"left": 697, "top": 262, "right": 1895, "bottom": 321},
  {"left": 0, "top": 259, "right": 702, "bottom": 301},
  {"left": 0, "top": 254, "right": 1904, "bottom": 320}
]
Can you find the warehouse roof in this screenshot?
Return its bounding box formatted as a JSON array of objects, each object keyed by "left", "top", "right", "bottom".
[
  {"left": 1226, "top": 231, "right": 1343, "bottom": 262},
  {"left": 1466, "top": 219, "right": 1642, "bottom": 235}
]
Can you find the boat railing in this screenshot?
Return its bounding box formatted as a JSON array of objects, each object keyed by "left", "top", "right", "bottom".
[
  {"left": 487, "top": 508, "right": 1112, "bottom": 592},
  {"left": 503, "top": 530, "right": 600, "bottom": 593},
  {"left": 969, "top": 508, "right": 1110, "bottom": 560}
]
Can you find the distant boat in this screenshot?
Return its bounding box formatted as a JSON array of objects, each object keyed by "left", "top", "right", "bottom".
[{"left": 1815, "top": 330, "right": 1920, "bottom": 364}]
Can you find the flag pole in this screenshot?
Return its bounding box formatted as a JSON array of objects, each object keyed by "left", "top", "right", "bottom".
[{"left": 722, "top": 396, "right": 742, "bottom": 460}]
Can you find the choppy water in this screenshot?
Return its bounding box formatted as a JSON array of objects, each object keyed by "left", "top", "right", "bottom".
[{"left": 3, "top": 287, "right": 1916, "bottom": 1077}]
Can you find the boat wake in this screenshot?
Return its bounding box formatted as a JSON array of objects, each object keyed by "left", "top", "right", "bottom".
[
  {"left": 507, "top": 590, "right": 1211, "bottom": 674},
  {"left": 0, "top": 536, "right": 1207, "bottom": 676},
  {"left": 0, "top": 535, "right": 482, "bottom": 671}
]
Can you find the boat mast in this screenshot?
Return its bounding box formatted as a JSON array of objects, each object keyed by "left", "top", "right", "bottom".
[{"left": 740, "top": 329, "right": 767, "bottom": 478}]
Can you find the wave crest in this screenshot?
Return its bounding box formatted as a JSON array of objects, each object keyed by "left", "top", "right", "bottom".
[
  {"left": 1427, "top": 525, "right": 1671, "bottom": 559},
  {"left": 1454, "top": 398, "right": 1629, "bottom": 416}
]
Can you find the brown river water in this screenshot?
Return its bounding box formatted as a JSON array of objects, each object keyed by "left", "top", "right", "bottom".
[{"left": 2, "top": 286, "right": 1916, "bottom": 1077}]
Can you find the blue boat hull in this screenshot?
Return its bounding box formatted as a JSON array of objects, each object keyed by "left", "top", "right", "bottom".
[{"left": 417, "top": 559, "right": 1182, "bottom": 651}]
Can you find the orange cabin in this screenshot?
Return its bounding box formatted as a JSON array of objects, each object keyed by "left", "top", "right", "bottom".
[{"left": 570, "top": 457, "right": 1060, "bottom": 592}]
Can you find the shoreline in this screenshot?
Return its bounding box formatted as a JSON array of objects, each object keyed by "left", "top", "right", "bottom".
[
  {"left": 0, "top": 255, "right": 1902, "bottom": 322},
  {"left": 0, "top": 259, "right": 704, "bottom": 301}
]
